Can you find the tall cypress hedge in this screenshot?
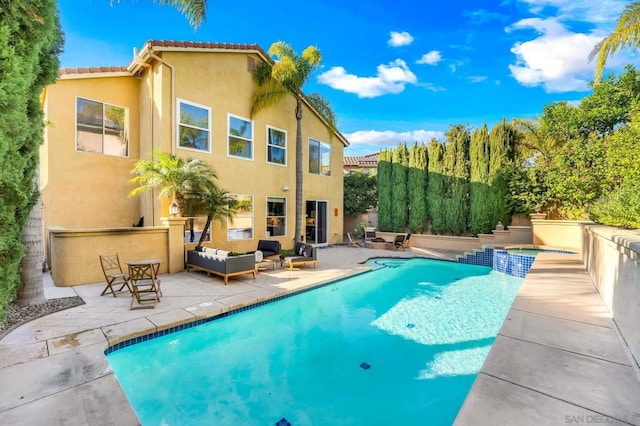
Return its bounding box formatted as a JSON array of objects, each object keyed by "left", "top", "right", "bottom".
[
  {"left": 443, "top": 125, "right": 470, "bottom": 235},
  {"left": 408, "top": 142, "right": 428, "bottom": 233},
  {"left": 391, "top": 143, "right": 409, "bottom": 232},
  {"left": 0, "top": 1, "right": 63, "bottom": 318},
  {"left": 469, "top": 124, "right": 492, "bottom": 235},
  {"left": 427, "top": 139, "right": 446, "bottom": 234},
  {"left": 377, "top": 149, "right": 393, "bottom": 231},
  {"left": 489, "top": 119, "right": 518, "bottom": 229}
]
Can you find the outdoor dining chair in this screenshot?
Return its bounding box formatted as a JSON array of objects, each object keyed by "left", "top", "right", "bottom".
[
  {"left": 347, "top": 232, "right": 363, "bottom": 247},
  {"left": 99, "top": 253, "right": 131, "bottom": 297}
]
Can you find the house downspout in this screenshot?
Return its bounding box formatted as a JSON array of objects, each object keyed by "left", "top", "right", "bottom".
[{"left": 132, "top": 49, "right": 156, "bottom": 224}]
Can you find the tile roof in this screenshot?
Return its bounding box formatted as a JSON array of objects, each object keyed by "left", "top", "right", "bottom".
[
  {"left": 344, "top": 152, "right": 379, "bottom": 166},
  {"left": 146, "top": 40, "right": 267, "bottom": 57},
  {"left": 59, "top": 66, "right": 129, "bottom": 75}
]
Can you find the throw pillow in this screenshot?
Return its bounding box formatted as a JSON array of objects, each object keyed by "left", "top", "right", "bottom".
[
  {"left": 255, "top": 250, "right": 263, "bottom": 262},
  {"left": 204, "top": 247, "right": 217, "bottom": 253},
  {"left": 303, "top": 245, "right": 313, "bottom": 258},
  {"left": 297, "top": 244, "right": 305, "bottom": 256},
  {"left": 216, "top": 249, "right": 230, "bottom": 257}
]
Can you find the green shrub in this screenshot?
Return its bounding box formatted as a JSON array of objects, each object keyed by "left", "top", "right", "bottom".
[{"left": 589, "top": 182, "right": 640, "bottom": 229}]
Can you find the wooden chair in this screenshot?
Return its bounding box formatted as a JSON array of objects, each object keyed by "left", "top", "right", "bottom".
[
  {"left": 391, "top": 234, "right": 406, "bottom": 250},
  {"left": 128, "top": 261, "right": 162, "bottom": 309},
  {"left": 99, "top": 254, "right": 131, "bottom": 297},
  {"left": 347, "top": 232, "right": 363, "bottom": 247}
]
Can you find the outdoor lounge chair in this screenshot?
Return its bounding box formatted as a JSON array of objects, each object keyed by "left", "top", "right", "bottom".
[
  {"left": 347, "top": 232, "right": 363, "bottom": 247},
  {"left": 391, "top": 234, "right": 406, "bottom": 250},
  {"left": 280, "top": 242, "right": 318, "bottom": 270},
  {"left": 404, "top": 233, "right": 412, "bottom": 248},
  {"left": 99, "top": 253, "right": 131, "bottom": 297}
]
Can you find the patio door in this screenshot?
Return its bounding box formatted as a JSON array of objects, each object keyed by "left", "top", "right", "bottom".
[{"left": 305, "top": 200, "right": 327, "bottom": 245}]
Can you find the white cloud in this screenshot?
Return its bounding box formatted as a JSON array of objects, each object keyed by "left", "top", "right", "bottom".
[
  {"left": 318, "top": 59, "right": 417, "bottom": 98},
  {"left": 388, "top": 31, "right": 414, "bottom": 47},
  {"left": 344, "top": 129, "right": 445, "bottom": 147},
  {"left": 467, "top": 75, "right": 488, "bottom": 83},
  {"left": 517, "top": 0, "right": 626, "bottom": 25},
  {"left": 507, "top": 17, "right": 603, "bottom": 92},
  {"left": 416, "top": 51, "right": 442, "bottom": 65}
]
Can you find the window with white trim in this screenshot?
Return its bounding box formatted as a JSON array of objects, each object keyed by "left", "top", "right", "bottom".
[
  {"left": 177, "top": 99, "right": 211, "bottom": 152},
  {"left": 227, "top": 194, "right": 253, "bottom": 240},
  {"left": 309, "top": 138, "right": 331, "bottom": 176},
  {"left": 267, "top": 126, "right": 286, "bottom": 165},
  {"left": 228, "top": 114, "right": 253, "bottom": 159},
  {"left": 266, "top": 197, "right": 286, "bottom": 237},
  {"left": 76, "top": 97, "right": 129, "bottom": 157}
]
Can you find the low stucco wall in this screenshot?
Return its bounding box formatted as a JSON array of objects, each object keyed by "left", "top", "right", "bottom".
[
  {"left": 532, "top": 219, "right": 592, "bottom": 255},
  {"left": 582, "top": 224, "right": 640, "bottom": 368},
  {"left": 49, "top": 227, "right": 171, "bottom": 286},
  {"left": 376, "top": 226, "right": 533, "bottom": 252}
]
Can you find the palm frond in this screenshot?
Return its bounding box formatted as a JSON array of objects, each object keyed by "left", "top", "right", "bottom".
[
  {"left": 307, "top": 92, "right": 337, "bottom": 131},
  {"left": 269, "top": 41, "right": 297, "bottom": 62},
  {"left": 591, "top": 1, "right": 640, "bottom": 82},
  {"left": 157, "top": 0, "right": 207, "bottom": 29}
]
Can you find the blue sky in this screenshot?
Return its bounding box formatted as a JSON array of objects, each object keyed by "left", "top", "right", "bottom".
[{"left": 58, "top": 0, "right": 638, "bottom": 156}]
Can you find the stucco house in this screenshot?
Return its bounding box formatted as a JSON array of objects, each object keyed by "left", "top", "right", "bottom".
[{"left": 41, "top": 40, "right": 349, "bottom": 274}]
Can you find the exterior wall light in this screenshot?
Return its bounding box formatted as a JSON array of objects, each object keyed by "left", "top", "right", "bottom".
[{"left": 169, "top": 202, "right": 180, "bottom": 217}]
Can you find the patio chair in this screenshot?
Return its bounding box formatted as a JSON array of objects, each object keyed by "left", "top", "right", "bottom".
[
  {"left": 347, "top": 232, "right": 363, "bottom": 247},
  {"left": 391, "top": 234, "right": 406, "bottom": 250},
  {"left": 280, "top": 242, "right": 318, "bottom": 270},
  {"left": 128, "top": 261, "right": 162, "bottom": 309},
  {"left": 404, "top": 233, "right": 412, "bottom": 248},
  {"left": 99, "top": 254, "right": 131, "bottom": 297}
]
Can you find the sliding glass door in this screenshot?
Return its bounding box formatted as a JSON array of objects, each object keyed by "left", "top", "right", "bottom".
[{"left": 305, "top": 200, "right": 328, "bottom": 245}]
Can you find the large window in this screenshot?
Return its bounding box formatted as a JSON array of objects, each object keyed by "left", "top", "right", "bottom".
[
  {"left": 228, "top": 195, "right": 253, "bottom": 240},
  {"left": 228, "top": 114, "right": 253, "bottom": 159},
  {"left": 76, "top": 97, "right": 129, "bottom": 157},
  {"left": 177, "top": 99, "right": 211, "bottom": 152},
  {"left": 266, "top": 197, "right": 286, "bottom": 237},
  {"left": 267, "top": 126, "right": 286, "bottom": 165},
  {"left": 309, "top": 138, "right": 331, "bottom": 176}
]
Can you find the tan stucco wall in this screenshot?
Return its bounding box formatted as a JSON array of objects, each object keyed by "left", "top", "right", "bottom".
[
  {"left": 139, "top": 51, "right": 344, "bottom": 252},
  {"left": 43, "top": 49, "right": 346, "bottom": 269},
  {"left": 49, "top": 227, "right": 169, "bottom": 286},
  {"left": 532, "top": 220, "right": 591, "bottom": 254}
]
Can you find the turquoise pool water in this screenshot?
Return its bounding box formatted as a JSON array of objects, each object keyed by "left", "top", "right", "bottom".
[{"left": 107, "top": 258, "right": 523, "bottom": 425}]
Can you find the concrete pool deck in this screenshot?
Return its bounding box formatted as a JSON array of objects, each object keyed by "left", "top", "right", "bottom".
[{"left": 0, "top": 246, "right": 638, "bottom": 425}]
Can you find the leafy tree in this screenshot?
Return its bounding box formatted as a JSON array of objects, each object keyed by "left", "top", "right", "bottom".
[
  {"left": 0, "top": 0, "right": 63, "bottom": 314},
  {"left": 443, "top": 125, "right": 470, "bottom": 235},
  {"left": 391, "top": 143, "right": 409, "bottom": 232},
  {"left": 589, "top": 181, "right": 640, "bottom": 229},
  {"left": 427, "top": 139, "right": 446, "bottom": 234},
  {"left": 377, "top": 150, "right": 393, "bottom": 231},
  {"left": 343, "top": 171, "right": 377, "bottom": 216},
  {"left": 251, "top": 41, "right": 336, "bottom": 243},
  {"left": 489, "top": 119, "right": 518, "bottom": 229},
  {"left": 187, "top": 181, "right": 237, "bottom": 247},
  {"left": 590, "top": 1, "right": 640, "bottom": 82},
  {"left": 469, "top": 124, "right": 492, "bottom": 235},
  {"left": 408, "top": 143, "right": 428, "bottom": 233},
  {"left": 129, "top": 152, "right": 217, "bottom": 215}
]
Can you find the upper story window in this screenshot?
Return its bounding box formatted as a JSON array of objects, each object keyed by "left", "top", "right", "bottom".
[
  {"left": 76, "top": 97, "right": 129, "bottom": 157},
  {"left": 228, "top": 114, "right": 253, "bottom": 160},
  {"left": 177, "top": 99, "right": 211, "bottom": 153},
  {"left": 228, "top": 194, "right": 253, "bottom": 240},
  {"left": 309, "top": 138, "right": 331, "bottom": 176},
  {"left": 267, "top": 126, "right": 287, "bottom": 165}
]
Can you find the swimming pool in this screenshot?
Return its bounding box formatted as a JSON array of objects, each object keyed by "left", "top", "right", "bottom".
[{"left": 106, "top": 258, "right": 523, "bottom": 425}]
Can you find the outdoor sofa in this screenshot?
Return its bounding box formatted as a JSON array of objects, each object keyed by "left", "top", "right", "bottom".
[
  {"left": 280, "top": 242, "right": 318, "bottom": 270},
  {"left": 186, "top": 247, "right": 256, "bottom": 285}
]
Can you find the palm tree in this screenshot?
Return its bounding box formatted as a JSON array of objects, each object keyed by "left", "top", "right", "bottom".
[
  {"left": 129, "top": 152, "right": 217, "bottom": 216},
  {"left": 590, "top": 1, "right": 640, "bottom": 82},
  {"left": 187, "top": 181, "right": 237, "bottom": 247},
  {"left": 251, "top": 41, "right": 336, "bottom": 243},
  {"left": 112, "top": 0, "right": 208, "bottom": 28}
]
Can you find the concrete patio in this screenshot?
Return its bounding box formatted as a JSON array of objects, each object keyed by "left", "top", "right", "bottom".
[{"left": 0, "top": 246, "right": 638, "bottom": 425}]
